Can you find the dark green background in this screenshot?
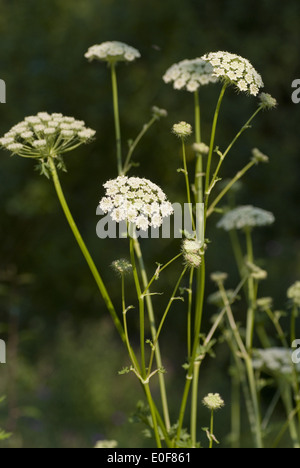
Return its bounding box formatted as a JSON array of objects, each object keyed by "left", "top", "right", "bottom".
[{"left": 0, "top": 0, "right": 300, "bottom": 448}]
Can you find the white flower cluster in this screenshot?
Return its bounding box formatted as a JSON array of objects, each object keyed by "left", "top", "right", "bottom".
[
  {"left": 0, "top": 112, "right": 96, "bottom": 159},
  {"left": 253, "top": 348, "right": 300, "bottom": 376},
  {"left": 85, "top": 41, "right": 141, "bottom": 64},
  {"left": 217, "top": 205, "right": 275, "bottom": 231},
  {"left": 287, "top": 281, "right": 300, "bottom": 307},
  {"left": 172, "top": 121, "right": 193, "bottom": 138},
  {"left": 182, "top": 239, "right": 202, "bottom": 269},
  {"left": 99, "top": 176, "right": 174, "bottom": 231},
  {"left": 201, "top": 51, "right": 264, "bottom": 96},
  {"left": 202, "top": 393, "right": 225, "bottom": 411},
  {"left": 163, "top": 58, "right": 218, "bottom": 92}
]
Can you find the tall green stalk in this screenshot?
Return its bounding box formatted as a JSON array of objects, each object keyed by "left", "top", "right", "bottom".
[
  {"left": 110, "top": 62, "right": 123, "bottom": 175},
  {"left": 48, "top": 158, "right": 125, "bottom": 343}
]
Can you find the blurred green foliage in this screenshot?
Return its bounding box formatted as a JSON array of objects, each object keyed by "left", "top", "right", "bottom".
[{"left": 1, "top": 0, "right": 300, "bottom": 448}]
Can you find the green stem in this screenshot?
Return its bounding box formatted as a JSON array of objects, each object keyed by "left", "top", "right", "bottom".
[
  {"left": 176, "top": 259, "right": 205, "bottom": 442},
  {"left": 182, "top": 137, "right": 196, "bottom": 232},
  {"left": 209, "top": 410, "right": 214, "bottom": 449},
  {"left": 205, "top": 83, "right": 228, "bottom": 198},
  {"left": 187, "top": 268, "right": 194, "bottom": 358},
  {"left": 207, "top": 160, "right": 256, "bottom": 217},
  {"left": 222, "top": 106, "right": 263, "bottom": 160},
  {"left": 191, "top": 361, "right": 200, "bottom": 447},
  {"left": 147, "top": 267, "right": 187, "bottom": 377},
  {"left": 121, "top": 276, "right": 141, "bottom": 374},
  {"left": 144, "top": 383, "right": 162, "bottom": 448},
  {"left": 219, "top": 284, "right": 263, "bottom": 448},
  {"left": 206, "top": 106, "right": 263, "bottom": 205},
  {"left": 291, "top": 305, "right": 298, "bottom": 345},
  {"left": 130, "top": 237, "right": 146, "bottom": 377},
  {"left": 111, "top": 62, "right": 123, "bottom": 175},
  {"left": 133, "top": 238, "right": 171, "bottom": 431},
  {"left": 279, "top": 381, "right": 300, "bottom": 448},
  {"left": 194, "top": 90, "right": 203, "bottom": 205},
  {"left": 48, "top": 158, "right": 125, "bottom": 343},
  {"left": 123, "top": 116, "right": 157, "bottom": 175},
  {"left": 245, "top": 228, "right": 256, "bottom": 351}
]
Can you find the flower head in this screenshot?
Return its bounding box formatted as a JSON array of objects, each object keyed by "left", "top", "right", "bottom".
[
  {"left": 0, "top": 112, "right": 95, "bottom": 164},
  {"left": 251, "top": 148, "right": 269, "bottom": 164},
  {"left": 99, "top": 176, "right": 173, "bottom": 231},
  {"left": 163, "top": 58, "right": 218, "bottom": 92},
  {"left": 85, "top": 41, "right": 141, "bottom": 64},
  {"left": 259, "top": 92, "right": 277, "bottom": 110},
  {"left": 202, "top": 393, "right": 225, "bottom": 411},
  {"left": 253, "top": 348, "right": 299, "bottom": 376},
  {"left": 193, "top": 142, "right": 209, "bottom": 155},
  {"left": 210, "top": 272, "right": 228, "bottom": 284},
  {"left": 256, "top": 297, "right": 273, "bottom": 311},
  {"left": 172, "top": 122, "right": 193, "bottom": 139},
  {"left": 182, "top": 239, "right": 202, "bottom": 269},
  {"left": 287, "top": 281, "right": 300, "bottom": 307},
  {"left": 111, "top": 259, "right": 132, "bottom": 276},
  {"left": 217, "top": 205, "right": 275, "bottom": 231},
  {"left": 201, "top": 51, "right": 264, "bottom": 96}
]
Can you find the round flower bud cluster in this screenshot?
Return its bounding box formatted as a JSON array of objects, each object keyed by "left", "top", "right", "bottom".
[
  {"left": 252, "top": 348, "right": 300, "bottom": 376},
  {"left": 193, "top": 142, "right": 209, "bottom": 155},
  {"left": 163, "top": 58, "right": 218, "bottom": 92},
  {"left": 152, "top": 106, "right": 168, "bottom": 119},
  {"left": 217, "top": 205, "right": 275, "bottom": 231},
  {"left": 111, "top": 259, "right": 133, "bottom": 276},
  {"left": 85, "top": 41, "right": 141, "bottom": 64},
  {"left": 246, "top": 262, "right": 268, "bottom": 281},
  {"left": 259, "top": 93, "right": 277, "bottom": 110},
  {"left": 201, "top": 51, "right": 264, "bottom": 96},
  {"left": 251, "top": 148, "right": 269, "bottom": 164},
  {"left": 99, "top": 176, "right": 174, "bottom": 231},
  {"left": 256, "top": 297, "right": 273, "bottom": 311},
  {"left": 287, "top": 281, "right": 300, "bottom": 307},
  {"left": 202, "top": 393, "right": 225, "bottom": 411},
  {"left": 172, "top": 121, "right": 193, "bottom": 139},
  {"left": 182, "top": 239, "right": 202, "bottom": 269},
  {"left": 0, "top": 112, "right": 96, "bottom": 159},
  {"left": 210, "top": 271, "right": 228, "bottom": 284}
]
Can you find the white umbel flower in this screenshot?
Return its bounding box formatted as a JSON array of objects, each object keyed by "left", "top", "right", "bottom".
[
  {"left": 85, "top": 41, "right": 141, "bottom": 64},
  {"left": 287, "top": 281, "right": 300, "bottom": 307},
  {"left": 201, "top": 51, "right": 264, "bottom": 96},
  {"left": 163, "top": 58, "right": 218, "bottom": 92},
  {"left": 253, "top": 348, "right": 300, "bottom": 376},
  {"left": 0, "top": 112, "right": 96, "bottom": 159},
  {"left": 217, "top": 205, "right": 275, "bottom": 231},
  {"left": 99, "top": 176, "right": 174, "bottom": 231}
]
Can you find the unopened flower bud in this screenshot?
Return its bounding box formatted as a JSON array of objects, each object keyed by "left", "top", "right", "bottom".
[
  {"left": 193, "top": 142, "right": 209, "bottom": 155},
  {"left": 259, "top": 93, "right": 277, "bottom": 110},
  {"left": 203, "top": 393, "right": 225, "bottom": 411},
  {"left": 152, "top": 106, "right": 168, "bottom": 119},
  {"left": 210, "top": 272, "right": 228, "bottom": 284},
  {"left": 172, "top": 122, "right": 193, "bottom": 139},
  {"left": 111, "top": 259, "right": 132, "bottom": 276},
  {"left": 251, "top": 148, "right": 269, "bottom": 164}
]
